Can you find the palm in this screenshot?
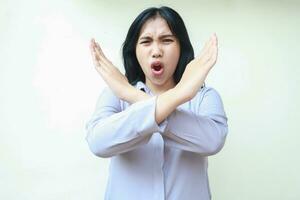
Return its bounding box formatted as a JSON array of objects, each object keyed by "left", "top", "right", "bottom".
[
  {"left": 177, "top": 34, "right": 218, "bottom": 100},
  {"left": 90, "top": 38, "right": 130, "bottom": 99}
]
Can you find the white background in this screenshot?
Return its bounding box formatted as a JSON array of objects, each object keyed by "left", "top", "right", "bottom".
[{"left": 1, "top": 0, "right": 300, "bottom": 199}]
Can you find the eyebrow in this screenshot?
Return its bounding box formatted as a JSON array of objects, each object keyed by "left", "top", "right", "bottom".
[{"left": 139, "top": 34, "right": 175, "bottom": 40}]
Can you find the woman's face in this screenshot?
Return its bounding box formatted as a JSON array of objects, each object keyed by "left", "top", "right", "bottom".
[{"left": 136, "top": 16, "right": 180, "bottom": 93}]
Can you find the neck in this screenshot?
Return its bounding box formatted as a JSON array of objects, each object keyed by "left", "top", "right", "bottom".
[{"left": 145, "top": 79, "right": 175, "bottom": 95}]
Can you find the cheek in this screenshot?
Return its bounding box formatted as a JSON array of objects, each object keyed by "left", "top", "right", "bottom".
[
  {"left": 167, "top": 46, "right": 180, "bottom": 67},
  {"left": 136, "top": 46, "right": 147, "bottom": 64},
  {"left": 136, "top": 46, "right": 149, "bottom": 73}
]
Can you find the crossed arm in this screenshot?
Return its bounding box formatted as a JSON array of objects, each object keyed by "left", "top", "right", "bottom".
[
  {"left": 86, "top": 34, "right": 227, "bottom": 158},
  {"left": 89, "top": 34, "right": 218, "bottom": 125}
]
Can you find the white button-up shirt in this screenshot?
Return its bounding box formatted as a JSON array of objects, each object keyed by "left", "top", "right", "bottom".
[{"left": 85, "top": 81, "right": 228, "bottom": 200}]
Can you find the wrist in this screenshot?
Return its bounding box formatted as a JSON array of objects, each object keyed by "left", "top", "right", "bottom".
[
  {"left": 173, "top": 84, "right": 192, "bottom": 104},
  {"left": 124, "top": 85, "right": 151, "bottom": 104}
]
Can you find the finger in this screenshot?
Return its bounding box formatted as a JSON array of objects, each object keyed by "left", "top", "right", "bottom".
[
  {"left": 90, "top": 46, "right": 102, "bottom": 67},
  {"left": 210, "top": 45, "right": 218, "bottom": 64},
  {"left": 93, "top": 45, "right": 102, "bottom": 61},
  {"left": 90, "top": 41, "right": 105, "bottom": 68},
  {"left": 94, "top": 46, "right": 110, "bottom": 72},
  {"left": 90, "top": 48, "right": 99, "bottom": 67},
  {"left": 201, "top": 38, "right": 218, "bottom": 67},
  {"left": 201, "top": 42, "right": 215, "bottom": 64},
  {"left": 93, "top": 41, "right": 109, "bottom": 65},
  {"left": 90, "top": 39, "right": 101, "bottom": 60},
  {"left": 214, "top": 35, "right": 218, "bottom": 60},
  {"left": 94, "top": 42, "right": 116, "bottom": 73},
  {"left": 95, "top": 42, "right": 112, "bottom": 66},
  {"left": 194, "top": 33, "right": 218, "bottom": 69},
  {"left": 214, "top": 33, "right": 218, "bottom": 46},
  {"left": 211, "top": 33, "right": 218, "bottom": 62},
  {"left": 211, "top": 33, "right": 218, "bottom": 49},
  {"left": 90, "top": 38, "right": 98, "bottom": 54},
  {"left": 91, "top": 41, "right": 108, "bottom": 67},
  {"left": 89, "top": 40, "right": 95, "bottom": 54},
  {"left": 96, "top": 56, "right": 112, "bottom": 82},
  {"left": 92, "top": 40, "right": 119, "bottom": 77},
  {"left": 198, "top": 39, "right": 210, "bottom": 58},
  {"left": 93, "top": 40, "right": 107, "bottom": 61},
  {"left": 92, "top": 52, "right": 101, "bottom": 68},
  {"left": 196, "top": 37, "right": 214, "bottom": 68},
  {"left": 95, "top": 42, "right": 105, "bottom": 57},
  {"left": 90, "top": 39, "right": 111, "bottom": 76},
  {"left": 205, "top": 42, "right": 218, "bottom": 67},
  {"left": 206, "top": 33, "right": 218, "bottom": 58},
  {"left": 94, "top": 55, "right": 111, "bottom": 75},
  {"left": 198, "top": 34, "right": 214, "bottom": 57},
  {"left": 95, "top": 62, "right": 110, "bottom": 81}
]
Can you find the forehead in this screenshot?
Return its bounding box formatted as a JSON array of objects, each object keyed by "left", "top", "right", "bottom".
[{"left": 138, "top": 16, "right": 172, "bottom": 37}]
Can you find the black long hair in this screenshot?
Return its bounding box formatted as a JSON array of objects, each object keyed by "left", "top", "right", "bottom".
[{"left": 122, "top": 6, "right": 194, "bottom": 85}]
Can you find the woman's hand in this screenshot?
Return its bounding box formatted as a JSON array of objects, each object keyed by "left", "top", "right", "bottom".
[
  {"left": 89, "top": 38, "right": 132, "bottom": 101},
  {"left": 175, "top": 33, "right": 218, "bottom": 101}
]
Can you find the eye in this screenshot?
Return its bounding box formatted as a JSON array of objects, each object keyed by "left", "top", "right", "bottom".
[
  {"left": 140, "top": 40, "right": 150, "bottom": 44},
  {"left": 163, "top": 39, "right": 174, "bottom": 43}
]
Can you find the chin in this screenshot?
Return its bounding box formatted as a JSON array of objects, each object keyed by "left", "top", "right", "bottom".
[{"left": 149, "top": 78, "right": 166, "bottom": 85}]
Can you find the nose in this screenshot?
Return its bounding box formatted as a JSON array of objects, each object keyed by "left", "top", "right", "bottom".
[{"left": 151, "top": 43, "right": 162, "bottom": 58}]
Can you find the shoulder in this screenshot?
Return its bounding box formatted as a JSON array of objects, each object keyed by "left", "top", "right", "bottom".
[
  {"left": 193, "top": 85, "right": 223, "bottom": 104},
  {"left": 200, "top": 86, "right": 223, "bottom": 100},
  {"left": 199, "top": 85, "right": 226, "bottom": 117},
  {"left": 190, "top": 85, "right": 225, "bottom": 114}
]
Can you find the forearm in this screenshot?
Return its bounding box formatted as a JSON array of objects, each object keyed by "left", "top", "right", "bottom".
[
  {"left": 155, "top": 88, "right": 184, "bottom": 124},
  {"left": 162, "top": 87, "right": 228, "bottom": 156},
  {"left": 86, "top": 88, "right": 164, "bottom": 158},
  {"left": 125, "top": 86, "right": 185, "bottom": 125},
  {"left": 164, "top": 110, "right": 228, "bottom": 156},
  {"left": 125, "top": 86, "right": 152, "bottom": 103}
]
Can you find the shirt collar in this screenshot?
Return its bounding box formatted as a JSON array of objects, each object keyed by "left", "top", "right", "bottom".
[{"left": 135, "top": 81, "right": 153, "bottom": 95}]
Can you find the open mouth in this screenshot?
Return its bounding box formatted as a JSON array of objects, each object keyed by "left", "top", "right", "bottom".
[
  {"left": 151, "top": 61, "right": 164, "bottom": 76},
  {"left": 152, "top": 64, "right": 162, "bottom": 71}
]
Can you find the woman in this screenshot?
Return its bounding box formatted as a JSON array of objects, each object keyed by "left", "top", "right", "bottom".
[{"left": 86, "top": 6, "right": 228, "bottom": 200}]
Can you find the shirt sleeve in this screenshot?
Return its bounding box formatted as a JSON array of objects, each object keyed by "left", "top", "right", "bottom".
[
  {"left": 162, "top": 87, "right": 228, "bottom": 156},
  {"left": 85, "top": 87, "right": 167, "bottom": 158}
]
